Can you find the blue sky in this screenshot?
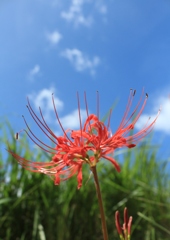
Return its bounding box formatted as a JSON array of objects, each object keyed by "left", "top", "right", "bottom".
[{"left": 1, "top": 0, "right": 170, "bottom": 165}]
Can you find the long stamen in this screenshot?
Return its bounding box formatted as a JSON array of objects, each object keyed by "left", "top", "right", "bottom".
[
  {"left": 84, "top": 92, "right": 89, "bottom": 117},
  {"left": 77, "top": 92, "right": 83, "bottom": 143},
  {"left": 121, "top": 92, "right": 148, "bottom": 134},
  {"left": 97, "top": 91, "right": 99, "bottom": 119},
  {"left": 107, "top": 109, "right": 112, "bottom": 130},
  {"left": 22, "top": 115, "right": 56, "bottom": 151},
  {"left": 125, "top": 108, "right": 161, "bottom": 142},
  {"left": 131, "top": 93, "right": 148, "bottom": 125},
  {"left": 39, "top": 107, "right": 58, "bottom": 142},
  {"left": 27, "top": 98, "right": 58, "bottom": 144},
  {"left": 118, "top": 89, "right": 146, "bottom": 130},
  {"left": 84, "top": 92, "right": 92, "bottom": 132},
  {"left": 7, "top": 150, "right": 57, "bottom": 168},
  {"left": 123, "top": 90, "right": 146, "bottom": 128},
  {"left": 23, "top": 129, "right": 57, "bottom": 154},
  {"left": 118, "top": 89, "right": 135, "bottom": 129},
  {"left": 52, "top": 93, "right": 73, "bottom": 145},
  {"left": 125, "top": 89, "right": 145, "bottom": 126}
]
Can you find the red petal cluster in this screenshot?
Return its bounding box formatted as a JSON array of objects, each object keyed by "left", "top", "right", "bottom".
[{"left": 8, "top": 90, "right": 160, "bottom": 189}]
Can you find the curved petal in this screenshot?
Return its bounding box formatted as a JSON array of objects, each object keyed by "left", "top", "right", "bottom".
[{"left": 102, "top": 155, "right": 121, "bottom": 172}]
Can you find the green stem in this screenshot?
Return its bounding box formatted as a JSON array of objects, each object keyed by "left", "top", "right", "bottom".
[{"left": 91, "top": 166, "right": 109, "bottom": 240}]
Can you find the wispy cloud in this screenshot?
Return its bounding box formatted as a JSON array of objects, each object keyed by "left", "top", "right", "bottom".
[
  {"left": 60, "top": 109, "right": 87, "bottom": 129},
  {"left": 29, "top": 88, "right": 64, "bottom": 123},
  {"left": 61, "top": 0, "right": 93, "bottom": 27},
  {"left": 136, "top": 94, "right": 170, "bottom": 134},
  {"left": 46, "top": 30, "right": 62, "bottom": 45},
  {"left": 28, "top": 65, "right": 40, "bottom": 81},
  {"left": 61, "top": 48, "right": 100, "bottom": 75}
]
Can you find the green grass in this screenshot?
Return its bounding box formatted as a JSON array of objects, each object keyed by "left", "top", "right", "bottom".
[{"left": 0, "top": 120, "right": 170, "bottom": 240}]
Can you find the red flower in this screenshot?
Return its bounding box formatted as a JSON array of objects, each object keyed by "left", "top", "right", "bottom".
[
  {"left": 72, "top": 90, "right": 160, "bottom": 173},
  {"left": 8, "top": 90, "right": 159, "bottom": 189}
]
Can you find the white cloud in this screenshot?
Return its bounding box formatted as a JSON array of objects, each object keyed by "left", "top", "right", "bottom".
[
  {"left": 30, "top": 65, "right": 40, "bottom": 75},
  {"left": 60, "top": 109, "right": 87, "bottom": 129},
  {"left": 61, "top": 48, "right": 100, "bottom": 75},
  {"left": 29, "top": 88, "right": 64, "bottom": 123},
  {"left": 135, "top": 95, "right": 170, "bottom": 134},
  {"left": 46, "top": 30, "right": 62, "bottom": 45},
  {"left": 28, "top": 65, "right": 40, "bottom": 80},
  {"left": 61, "top": 0, "right": 93, "bottom": 27}
]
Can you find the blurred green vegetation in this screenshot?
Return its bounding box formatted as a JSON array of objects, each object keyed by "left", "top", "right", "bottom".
[{"left": 0, "top": 121, "right": 170, "bottom": 240}]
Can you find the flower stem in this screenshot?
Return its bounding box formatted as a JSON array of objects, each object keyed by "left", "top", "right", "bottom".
[{"left": 91, "top": 166, "right": 109, "bottom": 240}]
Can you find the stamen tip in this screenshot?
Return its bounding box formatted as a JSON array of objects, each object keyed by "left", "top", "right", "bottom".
[
  {"left": 15, "top": 133, "right": 19, "bottom": 140},
  {"left": 133, "top": 90, "right": 136, "bottom": 96}
]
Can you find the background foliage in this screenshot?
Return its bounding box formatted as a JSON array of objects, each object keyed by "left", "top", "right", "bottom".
[{"left": 0, "top": 121, "right": 170, "bottom": 240}]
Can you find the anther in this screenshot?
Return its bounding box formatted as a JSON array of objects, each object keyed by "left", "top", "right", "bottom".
[
  {"left": 133, "top": 90, "right": 136, "bottom": 96},
  {"left": 15, "top": 129, "right": 24, "bottom": 140},
  {"left": 15, "top": 133, "right": 19, "bottom": 140}
]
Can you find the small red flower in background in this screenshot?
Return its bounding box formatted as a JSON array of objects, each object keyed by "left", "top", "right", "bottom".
[
  {"left": 115, "top": 207, "right": 133, "bottom": 240},
  {"left": 8, "top": 90, "right": 160, "bottom": 189}
]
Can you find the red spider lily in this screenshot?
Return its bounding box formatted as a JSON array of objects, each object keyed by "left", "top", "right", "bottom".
[
  {"left": 8, "top": 90, "right": 160, "bottom": 189},
  {"left": 73, "top": 90, "right": 160, "bottom": 172}
]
